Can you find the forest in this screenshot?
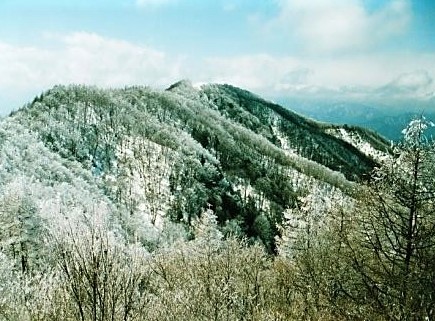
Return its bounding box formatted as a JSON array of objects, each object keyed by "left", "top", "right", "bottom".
[{"left": 0, "top": 82, "right": 433, "bottom": 320}]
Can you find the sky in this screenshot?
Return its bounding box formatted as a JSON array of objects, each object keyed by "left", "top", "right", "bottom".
[{"left": 0, "top": 0, "right": 434, "bottom": 114}]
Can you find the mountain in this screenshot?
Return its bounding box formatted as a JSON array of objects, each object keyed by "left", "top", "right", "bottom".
[
  {"left": 3, "top": 81, "right": 435, "bottom": 321},
  {"left": 275, "top": 97, "right": 435, "bottom": 141},
  {"left": 2, "top": 81, "right": 390, "bottom": 255},
  {"left": 1, "top": 81, "right": 411, "bottom": 320}
]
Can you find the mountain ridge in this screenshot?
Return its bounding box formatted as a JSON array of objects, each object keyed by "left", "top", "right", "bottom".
[{"left": 4, "top": 81, "right": 390, "bottom": 252}]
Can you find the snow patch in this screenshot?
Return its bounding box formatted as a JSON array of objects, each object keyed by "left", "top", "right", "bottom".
[
  {"left": 107, "top": 136, "right": 175, "bottom": 230},
  {"left": 271, "top": 124, "right": 297, "bottom": 156},
  {"left": 326, "top": 127, "right": 389, "bottom": 162}
]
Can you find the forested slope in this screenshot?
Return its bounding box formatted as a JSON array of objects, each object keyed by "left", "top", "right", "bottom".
[
  {"left": 5, "top": 81, "right": 428, "bottom": 321},
  {"left": 8, "top": 81, "right": 388, "bottom": 251}
]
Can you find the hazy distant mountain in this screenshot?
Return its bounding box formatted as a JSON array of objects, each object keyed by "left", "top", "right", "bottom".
[{"left": 275, "top": 97, "right": 435, "bottom": 141}]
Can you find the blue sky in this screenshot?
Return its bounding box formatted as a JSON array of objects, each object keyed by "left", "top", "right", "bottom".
[{"left": 0, "top": 0, "right": 434, "bottom": 113}]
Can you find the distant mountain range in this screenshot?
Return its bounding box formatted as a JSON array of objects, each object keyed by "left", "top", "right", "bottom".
[{"left": 275, "top": 97, "right": 435, "bottom": 141}]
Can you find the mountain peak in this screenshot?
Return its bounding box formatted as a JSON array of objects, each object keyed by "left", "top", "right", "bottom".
[{"left": 166, "top": 79, "right": 194, "bottom": 92}]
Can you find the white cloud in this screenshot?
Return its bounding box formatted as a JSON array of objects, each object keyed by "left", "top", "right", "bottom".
[
  {"left": 0, "top": 32, "right": 186, "bottom": 112},
  {"left": 1, "top": 30, "right": 434, "bottom": 114},
  {"left": 388, "top": 70, "right": 432, "bottom": 91},
  {"left": 269, "top": 0, "right": 411, "bottom": 53},
  {"left": 1, "top": 32, "right": 434, "bottom": 100},
  {"left": 377, "top": 70, "right": 434, "bottom": 98},
  {"left": 280, "top": 68, "right": 313, "bottom": 85},
  {"left": 199, "top": 53, "right": 435, "bottom": 100},
  {"left": 59, "top": 32, "right": 182, "bottom": 85},
  {"left": 202, "top": 54, "right": 301, "bottom": 91},
  {"left": 0, "top": 32, "right": 183, "bottom": 93}
]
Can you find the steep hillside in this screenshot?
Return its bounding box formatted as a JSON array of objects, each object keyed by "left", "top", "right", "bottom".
[
  {"left": 0, "top": 119, "right": 127, "bottom": 272},
  {"left": 6, "top": 81, "right": 389, "bottom": 252},
  {"left": 201, "top": 84, "right": 389, "bottom": 179}
]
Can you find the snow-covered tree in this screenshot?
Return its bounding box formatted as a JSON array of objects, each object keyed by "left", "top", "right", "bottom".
[
  {"left": 351, "top": 117, "right": 435, "bottom": 320},
  {"left": 0, "top": 177, "right": 46, "bottom": 273},
  {"left": 52, "top": 210, "right": 152, "bottom": 321},
  {"left": 315, "top": 117, "right": 435, "bottom": 320}
]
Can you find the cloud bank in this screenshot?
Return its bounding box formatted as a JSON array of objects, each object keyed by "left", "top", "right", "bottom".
[
  {"left": 0, "top": 30, "right": 434, "bottom": 113},
  {"left": 0, "top": 32, "right": 182, "bottom": 93},
  {"left": 269, "top": 0, "right": 411, "bottom": 53}
]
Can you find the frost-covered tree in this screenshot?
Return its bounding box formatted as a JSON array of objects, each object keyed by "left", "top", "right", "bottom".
[
  {"left": 277, "top": 117, "right": 435, "bottom": 320},
  {"left": 276, "top": 183, "right": 349, "bottom": 258},
  {"left": 0, "top": 178, "right": 46, "bottom": 273},
  {"left": 148, "top": 209, "right": 269, "bottom": 321},
  {"left": 0, "top": 252, "right": 21, "bottom": 319},
  {"left": 52, "top": 211, "right": 152, "bottom": 321},
  {"left": 321, "top": 117, "right": 435, "bottom": 320},
  {"left": 352, "top": 117, "right": 435, "bottom": 320}
]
